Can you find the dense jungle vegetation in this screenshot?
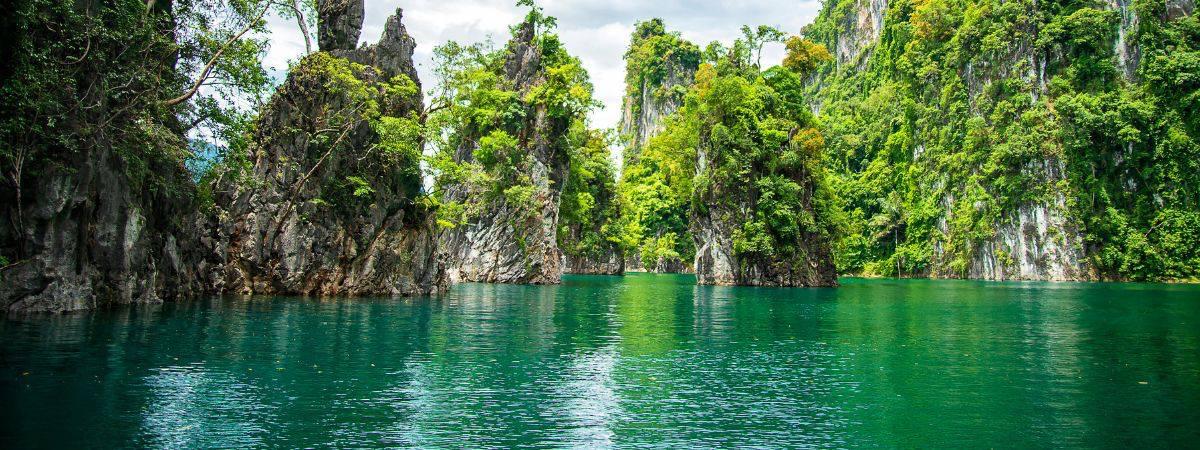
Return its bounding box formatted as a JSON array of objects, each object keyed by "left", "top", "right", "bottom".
[
  {"left": 804, "top": 0, "right": 1200, "bottom": 281},
  {"left": 3, "top": 0, "right": 1197, "bottom": 283},
  {"left": 616, "top": 19, "right": 839, "bottom": 273}
]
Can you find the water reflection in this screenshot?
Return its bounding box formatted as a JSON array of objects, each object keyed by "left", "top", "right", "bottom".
[
  {"left": 141, "top": 364, "right": 275, "bottom": 448},
  {"left": 1, "top": 277, "right": 1198, "bottom": 447}
]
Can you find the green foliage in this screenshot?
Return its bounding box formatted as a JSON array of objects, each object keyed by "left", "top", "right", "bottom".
[
  {"left": 428, "top": 9, "right": 596, "bottom": 228},
  {"left": 558, "top": 127, "right": 627, "bottom": 259},
  {"left": 783, "top": 37, "right": 832, "bottom": 77},
  {"left": 802, "top": 0, "right": 1200, "bottom": 280},
  {"left": 201, "top": 52, "right": 428, "bottom": 221},
  {"left": 346, "top": 176, "right": 375, "bottom": 198}
]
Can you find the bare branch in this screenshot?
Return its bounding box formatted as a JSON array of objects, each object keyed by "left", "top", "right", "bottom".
[{"left": 280, "top": 0, "right": 313, "bottom": 54}]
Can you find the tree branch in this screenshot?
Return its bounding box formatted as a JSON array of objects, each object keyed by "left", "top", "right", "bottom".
[
  {"left": 282, "top": 0, "right": 313, "bottom": 54},
  {"left": 163, "top": 2, "right": 271, "bottom": 107}
]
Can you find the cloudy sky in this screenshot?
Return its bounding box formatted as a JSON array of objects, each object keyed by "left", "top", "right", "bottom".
[{"left": 261, "top": 0, "right": 824, "bottom": 130}]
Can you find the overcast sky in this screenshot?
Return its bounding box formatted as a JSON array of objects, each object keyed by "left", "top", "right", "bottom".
[{"left": 261, "top": 0, "right": 824, "bottom": 130}]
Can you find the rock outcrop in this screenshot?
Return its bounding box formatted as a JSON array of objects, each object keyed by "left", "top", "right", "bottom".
[
  {"left": 0, "top": 141, "right": 208, "bottom": 312},
  {"left": 617, "top": 19, "right": 699, "bottom": 274},
  {"left": 317, "top": 0, "right": 364, "bottom": 52},
  {"left": 205, "top": 7, "right": 444, "bottom": 296},
  {"left": 563, "top": 253, "right": 624, "bottom": 275},
  {"left": 0, "top": 0, "right": 208, "bottom": 312},
  {"left": 438, "top": 19, "right": 572, "bottom": 284}
]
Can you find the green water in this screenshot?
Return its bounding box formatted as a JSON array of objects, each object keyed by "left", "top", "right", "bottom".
[{"left": 2, "top": 275, "right": 1199, "bottom": 448}]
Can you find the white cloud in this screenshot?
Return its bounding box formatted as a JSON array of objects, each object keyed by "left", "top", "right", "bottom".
[{"left": 262, "top": 0, "right": 824, "bottom": 130}]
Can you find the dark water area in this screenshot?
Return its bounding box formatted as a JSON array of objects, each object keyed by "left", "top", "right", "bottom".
[{"left": 2, "top": 274, "right": 1199, "bottom": 448}]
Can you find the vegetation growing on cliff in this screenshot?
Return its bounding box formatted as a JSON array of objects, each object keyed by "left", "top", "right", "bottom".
[
  {"left": 621, "top": 18, "right": 702, "bottom": 149},
  {"left": 804, "top": 0, "right": 1200, "bottom": 281},
  {"left": 206, "top": 51, "right": 426, "bottom": 217},
  {"left": 0, "top": 0, "right": 293, "bottom": 267},
  {"left": 558, "top": 127, "right": 629, "bottom": 263},
  {"left": 427, "top": 5, "right": 596, "bottom": 229},
  {"left": 617, "top": 19, "right": 702, "bottom": 269},
  {"left": 691, "top": 36, "right": 838, "bottom": 274}
]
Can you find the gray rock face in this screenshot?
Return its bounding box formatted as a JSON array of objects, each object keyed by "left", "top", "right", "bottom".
[
  {"left": 207, "top": 9, "right": 443, "bottom": 297},
  {"left": 624, "top": 255, "right": 645, "bottom": 272},
  {"left": 619, "top": 66, "right": 694, "bottom": 156},
  {"left": 833, "top": 0, "right": 888, "bottom": 68},
  {"left": 439, "top": 19, "right": 571, "bottom": 285},
  {"left": 1165, "top": 0, "right": 1195, "bottom": 20},
  {"left": 318, "top": 0, "right": 364, "bottom": 52},
  {"left": 620, "top": 254, "right": 690, "bottom": 273},
  {"left": 0, "top": 146, "right": 207, "bottom": 313},
  {"left": 691, "top": 189, "right": 837, "bottom": 287},
  {"left": 1109, "top": 0, "right": 1140, "bottom": 81},
  {"left": 931, "top": 161, "right": 1091, "bottom": 281},
  {"left": 563, "top": 253, "right": 624, "bottom": 275},
  {"left": 650, "top": 255, "right": 689, "bottom": 273},
  {"left": 619, "top": 54, "right": 696, "bottom": 158}
]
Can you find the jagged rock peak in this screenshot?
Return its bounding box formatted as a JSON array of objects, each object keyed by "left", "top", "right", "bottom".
[
  {"left": 329, "top": 8, "right": 420, "bottom": 89},
  {"left": 504, "top": 18, "right": 542, "bottom": 89},
  {"left": 318, "top": 0, "right": 364, "bottom": 52},
  {"left": 371, "top": 8, "right": 420, "bottom": 82},
  {"left": 205, "top": 8, "right": 443, "bottom": 297},
  {"left": 206, "top": 50, "right": 444, "bottom": 297}
]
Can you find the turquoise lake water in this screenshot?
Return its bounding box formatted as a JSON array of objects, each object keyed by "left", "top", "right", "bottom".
[{"left": 2, "top": 274, "right": 1199, "bottom": 448}]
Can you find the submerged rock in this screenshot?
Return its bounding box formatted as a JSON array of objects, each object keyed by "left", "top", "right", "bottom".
[{"left": 206, "top": 9, "right": 444, "bottom": 296}]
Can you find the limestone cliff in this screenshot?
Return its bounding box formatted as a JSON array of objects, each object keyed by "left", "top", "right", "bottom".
[
  {"left": 831, "top": 0, "right": 888, "bottom": 69},
  {"left": 805, "top": 0, "right": 1199, "bottom": 281},
  {"left": 617, "top": 19, "right": 700, "bottom": 274},
  {"left": 0, "top": 135, "right": 207, "bottom": 312},
  {"left": 0, "top": 0, "right": 208, "bottom": 312},
  {"left": 206, "top": 7, "right": 444, "bottom": 296},
  {"left": 620, "top": 64, "right": 696, "bottom": 157},
  {"left": 558, "top": 130, "right": 625, "bottom": 276},
  {"left": 438, "top": 19, "right": 574, "bottom": 284}
]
